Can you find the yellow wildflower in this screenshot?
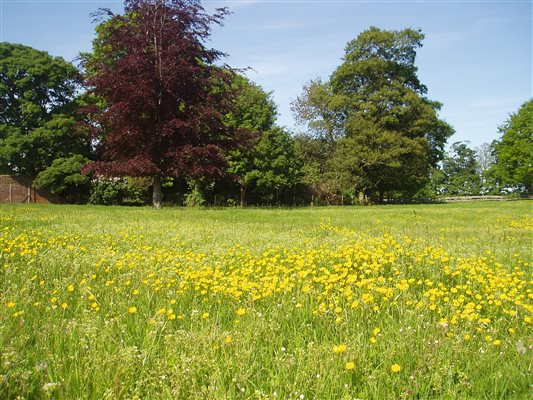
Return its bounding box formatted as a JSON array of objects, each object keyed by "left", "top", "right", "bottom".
[{"left": 332, "top": 344, "right": 347, "bottom": 354}]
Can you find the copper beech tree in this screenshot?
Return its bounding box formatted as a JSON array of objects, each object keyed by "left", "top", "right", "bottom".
[{"left": 82, "top": 0, "right": 240, "bottom": 208}]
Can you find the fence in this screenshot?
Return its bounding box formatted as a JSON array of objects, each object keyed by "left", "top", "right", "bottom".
[{"left": 441, "top": 196, "right": 507, "bottom": 202}]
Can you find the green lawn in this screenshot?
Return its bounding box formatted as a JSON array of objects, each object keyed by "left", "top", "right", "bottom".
[{"left": 1, "top": 202, "right": 532, "bottom": 399}]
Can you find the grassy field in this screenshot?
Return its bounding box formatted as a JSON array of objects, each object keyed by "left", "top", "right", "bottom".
[{"left": 1, "top": 202, "right": 532, "bottom": 399}]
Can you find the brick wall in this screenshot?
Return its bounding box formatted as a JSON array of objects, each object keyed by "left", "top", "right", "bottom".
[{"left": 0, "top": 175, "right": 59, "bottom": 204}]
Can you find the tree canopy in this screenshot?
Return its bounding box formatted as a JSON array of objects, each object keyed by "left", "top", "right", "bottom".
[{"left": 0, "top": 42, "right": 86, "bottom": 176}]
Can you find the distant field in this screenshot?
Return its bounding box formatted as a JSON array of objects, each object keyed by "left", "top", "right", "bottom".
[{"left": 1, "top": 202, "right": 531, "bottom": 399}]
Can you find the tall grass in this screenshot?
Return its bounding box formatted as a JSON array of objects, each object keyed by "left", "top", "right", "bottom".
[{"left": 0, "top": 202, "right": 531, "bottom": 399}]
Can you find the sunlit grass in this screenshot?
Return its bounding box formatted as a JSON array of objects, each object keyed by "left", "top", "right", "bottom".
[{"left": 1, "top": 202, "right": 531, "bottom": 399}]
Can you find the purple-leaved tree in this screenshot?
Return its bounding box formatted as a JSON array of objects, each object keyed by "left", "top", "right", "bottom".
[{"left": 82, "top": 0, "right": 240, "bottom": 208}]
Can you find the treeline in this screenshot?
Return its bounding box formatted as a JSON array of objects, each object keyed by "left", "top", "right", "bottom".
[{"left": 1, "top": 0, "right": 531, "bottom": 207}]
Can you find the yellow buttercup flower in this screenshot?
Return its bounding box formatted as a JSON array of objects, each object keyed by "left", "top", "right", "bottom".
[{"left": 332, "top": 344, "right": 347, "bottom": 354}]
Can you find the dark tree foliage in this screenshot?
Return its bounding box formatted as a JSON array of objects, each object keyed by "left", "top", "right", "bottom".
[
  {"left": 0, "top": 43, "right": 80, "bottom": 132},
  {"left": 33, "top": 154, "right": 91, "bottom": 203},
  {"left": 82, "top": 0, "right": 239, "bottom": 208},
  {"left": 0, "top": 43, "right": 86, "bottom": 176}
]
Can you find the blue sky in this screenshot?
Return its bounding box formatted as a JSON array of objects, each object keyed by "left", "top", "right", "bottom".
[{"left": 1, "top": 0, "right": 531, "bottom": 147}]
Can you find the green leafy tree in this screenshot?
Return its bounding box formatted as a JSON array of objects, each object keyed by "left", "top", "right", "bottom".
[
  {"left": 224, "top": 75, "right": 302, "bottom": 205},
  {"left": 229, "top": 126, "right": 302, "bottom": 206},
  {"left": 425, "top": 167, "right": 447, "bottom": 197},
  {"left": 249, "top": 127, "right": 303, "bottom": 205},
  {"left": 331, "top": 27, "right": 453, "bottom": 201},
  {"left": 292, "top": 80, "right": 340, "bottom": 204},
  {"left": 295, "top": 135, "right": 336, "bottom": 204},
  {"left": 225, "top": 75, "right": 277, "bottom": 206},
  {"left": 440, "top": 142, "right": 481, "bottom": 196},
  {"left": 0, "top": 43, "right": 86, "bottom": 176},
  {"left": 33, "top": 155, "right": 90, "bottom": 203},
  {"left": 225, "top": 74, "right": 277, "bottom": 134},
  {"left": 88, "top": 176, "right": 150, "bottom": 205},
  {"left": 295, "top": 27, "right": 453, "bottom": 203},
  {"left": 489, "top": 99, "right": 533, "bottom": 193},
  {"left": 329, "top": 127, "right": 430, "bottom": 203}
]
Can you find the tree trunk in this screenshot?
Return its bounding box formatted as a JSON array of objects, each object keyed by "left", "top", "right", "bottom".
[
  {"left": 240, "top": 185, "right": 247, "bottom": 207},
  {"left": 153, "top": 176, "right": 162, "bottom": 210},
  {"left": 359, "top": 190, "right": 368, "bottom": 206}
]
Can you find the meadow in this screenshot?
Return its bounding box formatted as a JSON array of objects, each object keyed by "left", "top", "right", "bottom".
[{"left": 0, "top": 201, "right": 531, "bottom": 399}]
